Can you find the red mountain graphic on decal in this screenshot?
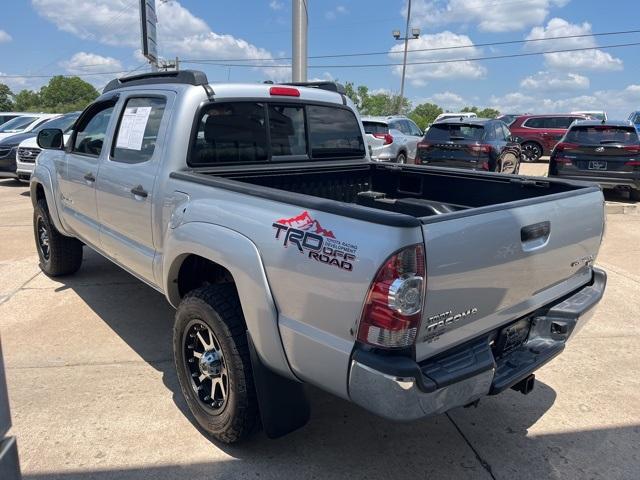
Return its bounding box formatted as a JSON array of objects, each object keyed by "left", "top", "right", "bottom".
[{"left": 275, "top": 211, "right": 336, "bottom": 238}]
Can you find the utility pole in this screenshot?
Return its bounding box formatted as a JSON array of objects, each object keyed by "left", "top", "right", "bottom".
[
  {"left": 292, "top": 0, "right": 308, "bottom": 82},
  {"left": 392, "top": 0, "right": 420, "bottom": 113}
]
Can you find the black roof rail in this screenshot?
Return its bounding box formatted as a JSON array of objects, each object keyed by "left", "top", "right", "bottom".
[
  {"left": 103, "top": 70, "right": 209, "bottom": 93},
  {"left": 283, "top": 81, "right": 346, "bottom": 95}
]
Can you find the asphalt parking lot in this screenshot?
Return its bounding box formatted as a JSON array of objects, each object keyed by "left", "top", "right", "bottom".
[{"left": 1, "top": 163, "right": 639, "bottom": 480}]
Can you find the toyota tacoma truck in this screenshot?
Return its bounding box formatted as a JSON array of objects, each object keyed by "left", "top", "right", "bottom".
[{"left": 29, "top": 70, "right": 607, "bottom": 443}]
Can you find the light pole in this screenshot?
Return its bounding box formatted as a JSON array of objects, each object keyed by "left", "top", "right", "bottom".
[
  {"left": 292, "top": 0, "right": 308, "bottom": 82},
  {"left": 393, "top": 0, "right": 420, "bottom": 114}
]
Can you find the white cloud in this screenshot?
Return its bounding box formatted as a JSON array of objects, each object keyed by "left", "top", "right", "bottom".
[
  {"left": 32, "top": 0, "right": 283, "bottom": 80},
  {"left": 520, "top": 71, "right": 589, "bottom": 92},
  {"left": 269, "top": 0, "right": 284, "bottom": 10},
  {"left": 0, "top": 30, "right": 11, "bottom": 43},
  {"left": 325, "top": 5, "right": 349, "bottom": 20},
  {"left": 60, "top": 52, "right": 123, "bottom": 74},
  {"left": 0, "top": 73, "right": 46, "bottom": 92},
  {"left": 525, "top": 18, "right": 623, "bottom": 71},
  {"left": 424, "top": 91, "right": 467, "bottom": 110},
  {"left": 389, "top": 31, "right": 486, "bottom": 86},
  {"left": 410, "top": 0, "right": 569, "bottom": 33},
  {"left": 489, "top": 84, "right": 640, "bottom": 119}
]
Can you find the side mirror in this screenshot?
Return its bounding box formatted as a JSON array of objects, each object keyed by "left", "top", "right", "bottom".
[{"left": 37, "top": 128, "right": 64, "bottom": 150}]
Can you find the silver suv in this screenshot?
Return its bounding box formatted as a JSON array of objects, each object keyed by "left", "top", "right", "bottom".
[{"left": 361, "top": 115, "right": 423, "bottom": 163}]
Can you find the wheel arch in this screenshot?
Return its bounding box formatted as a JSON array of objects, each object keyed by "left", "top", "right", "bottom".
[
  {"left": 163, "top": 221, "right": 296, "bottom": 381},
  {"left": 30, "top": 166, "right": 68, "bottom": 235}
]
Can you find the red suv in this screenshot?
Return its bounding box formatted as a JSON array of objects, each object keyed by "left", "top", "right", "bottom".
[{"left": 509, "top": 114, "right": 591, "bottom": 162}]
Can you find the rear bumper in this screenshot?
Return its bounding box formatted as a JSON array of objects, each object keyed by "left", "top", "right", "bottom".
[
  {"left": 348, "top": 267, "right": 606, "bottom": 421},
  {"left": 550, "top": 173, "right": 640, "bottom": 190}
]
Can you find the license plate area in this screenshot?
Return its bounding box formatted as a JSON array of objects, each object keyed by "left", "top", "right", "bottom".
[
  {"left": 493, "top": 318, "right": 531, "bottom": 358},
  {"left": 589, "top": 160, "right": 607, "bottom": 170}
]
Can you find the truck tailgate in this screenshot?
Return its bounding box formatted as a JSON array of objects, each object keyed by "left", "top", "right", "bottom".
[{"left": 415, "top": 189, "right": 604, "bottom": 362}]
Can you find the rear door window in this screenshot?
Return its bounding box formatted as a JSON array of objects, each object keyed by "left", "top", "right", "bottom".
[{"left": 189, "top": 102, "right": 365, "bottom": 165}]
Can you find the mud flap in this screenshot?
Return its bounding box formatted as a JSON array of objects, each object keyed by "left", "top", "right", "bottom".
[{"left": 247, "top": 333, "right": 310, "bottom": 439}]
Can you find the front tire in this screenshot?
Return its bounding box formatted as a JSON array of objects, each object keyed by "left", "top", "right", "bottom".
[
  {"left": 33, "top": 198, "right": 83, "bottom": 276},
  {"left": 173, "top": 284, "right": 260, "bottom": 443}
]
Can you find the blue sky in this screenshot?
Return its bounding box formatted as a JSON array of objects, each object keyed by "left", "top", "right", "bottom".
[{"left": 1, "top": 0, "right": 639, "bottom": 118}]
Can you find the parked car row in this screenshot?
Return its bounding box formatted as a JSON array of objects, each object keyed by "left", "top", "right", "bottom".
[{"left": 0, "top": 112, "right": 80, "bottom": 182}]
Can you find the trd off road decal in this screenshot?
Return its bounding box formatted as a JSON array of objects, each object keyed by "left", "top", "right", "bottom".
[{"left": 272, "top": 211, "right": 358, "bottom": 271}]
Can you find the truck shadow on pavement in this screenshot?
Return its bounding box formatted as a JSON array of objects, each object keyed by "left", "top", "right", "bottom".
[{"left": 33, "top": 249, "right": 639, "bottom": 480}]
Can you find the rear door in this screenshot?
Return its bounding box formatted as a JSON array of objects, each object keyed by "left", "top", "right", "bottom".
[
  {"left": 96, "top": 93, "right": 171, "bottom": 284},
  {"left": 362, "top": 121, "right": 389, "bottom": 159},
  {"left": 418, "top": 123, "right": 486, "bottom": 169},
  {"left": 415, "top": 188, "right": 605, "bottom": 361},
  {"left": 554, "top": 125, "right": 640, "bottom": 181}
]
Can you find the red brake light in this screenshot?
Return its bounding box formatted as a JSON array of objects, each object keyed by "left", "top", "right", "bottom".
[
  {"left": 625, "top": 160, "right": 640, "bottom": 166},
  {"left": 357, "top": 244, "right": 425, "bottom": 349},
  {"left": 554, "top": 142, "right": 579, "bottom": 152},
  {"left": 269, "top": 86, "right": 300, "bottom": 97},
  {"left": 417, "top": 141, "right": 432, "bottom": 150},
  {"left": 373, "top": 133, "right": 394, "bottom": 145},
  {"left": 468, "top": 144, "right": 492, "bottom": 154},
  {"left": 623, "top": 145, "right": 640, "bottom": 154}
]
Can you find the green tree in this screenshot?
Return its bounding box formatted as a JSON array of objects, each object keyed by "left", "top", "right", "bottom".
[
  {"left": 409, "top": 102, "right": 443, "bottom": 129},
  {"left": 0, "top": 83, "right": 14, "bottom": 111},
  {"left": 343, "top": 82, "right": 410, "bottom": 116},
  {"left": 461, "top": 106, "right": 500, "bottom": 119},
  {"left": 13, "top": 90, "right": 40, "bottom": 111},
  {"left": 38, "top": 76, "right": 99, "bottom": 113}
]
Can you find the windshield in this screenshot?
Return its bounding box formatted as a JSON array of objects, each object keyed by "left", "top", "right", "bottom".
[
  {"left": 36, "top": 114, "right": 79, "bottom": 133},
  {"left": 565, "top": 126, "right": 639, "bottom": 145},
  {"left": 426, "top": 123, "right": 485, "bottom": 141},
  {"left": 0, "top": 116, "right": 38, "bottom": 133}
]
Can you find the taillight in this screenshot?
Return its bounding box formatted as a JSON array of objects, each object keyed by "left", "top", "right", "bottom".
[
  {"left": 357, "top": 244, "right": 425, "bottom": 349},
  {"left": 625, "top": 160, "right": 640, "bottom": 166},
  {"left": 623, "top": 145, "right": 640, "bottom": 154},
  {"left": 373, "top": 133, "right": 394, "bottom": 145},
  {"left": 416, "top": 141, "right": 432, "bottom": 150},
  {"left": 468, "top": 144, "right": 492, "bottom": 154},
  {"left": 481, "top": 161, "right": 490, "bottom": 171},
  {"left": 269, "top": 86, "right": 300, "bottom": 97},
  {"left": 554, "top": 142, "right": 579, "bottom": 152}
]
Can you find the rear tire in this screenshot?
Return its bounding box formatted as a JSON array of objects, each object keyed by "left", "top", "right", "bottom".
[
  {"left": 33, "top": 198, "right": 83, "bottom": 276},
  {"left": 173, "top": 284, "right": 260, "bottom": 444},
  {"left": 498, "top": 153, "right": 519, "bottom": 174},
  {"left": 396, "top": 152, "right": 407, "bottom": 164},
  {"left": 521, "top": 142, "right": 542, "bottom": 162},
  {"left": 630, "top": 189, "right": 640, "bottom": 202}
]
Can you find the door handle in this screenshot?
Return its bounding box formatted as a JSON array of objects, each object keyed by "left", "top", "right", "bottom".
[
  {"left": 130, "top": 185, "right": 148, "bottom": 198},
  {"left": 84, "top": 172, "right": 95, "bottom": 183}
]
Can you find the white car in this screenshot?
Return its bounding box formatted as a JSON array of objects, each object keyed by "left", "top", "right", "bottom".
[
  {"left": 0, "top": 114, "right": 58, "bottom": 142},
  {"left": 571, "top": 110, "right": 607, "bottom": 121},
  {"left": 361, "top": 115, "right": 423, "bottom": 163},
  {"left": 434, "top": 112, "right": 478, "bottom": 123},
  {"left": 15, "top": 112, "right": 79, "bottom": 182}
]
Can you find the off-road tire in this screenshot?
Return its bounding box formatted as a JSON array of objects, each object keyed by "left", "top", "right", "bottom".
[
  {"left": 173, "top": 284, "right": 260, "bottom": 443},
  {"left": 33, "top": 198, "right": 83, "bottom": 276}
]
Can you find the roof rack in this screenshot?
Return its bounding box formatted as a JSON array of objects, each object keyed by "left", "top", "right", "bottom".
[
  {"left": 103, "top": 70, "right": 209, "bottom": 93},
  {"left": 283, "top": 81, "right": 346, "bottom": 95}
]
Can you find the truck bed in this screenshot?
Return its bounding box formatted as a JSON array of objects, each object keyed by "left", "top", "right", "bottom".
[{"left": 175, "top": 162, "right": 597, "bottom": 224}]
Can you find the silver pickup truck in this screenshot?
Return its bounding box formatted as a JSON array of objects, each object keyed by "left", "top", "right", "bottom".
[{"left": 30, "top": 71, "right": 607, "bottom": 444}]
